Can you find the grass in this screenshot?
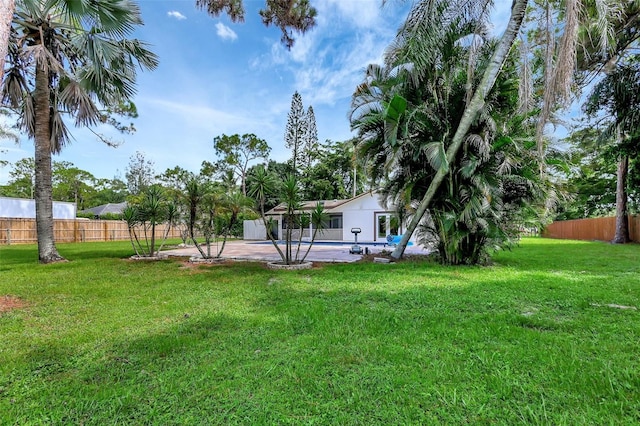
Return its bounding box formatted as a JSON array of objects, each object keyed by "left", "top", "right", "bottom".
[{"left": 0, "top": 238, "right": 639, "bottom": 425}]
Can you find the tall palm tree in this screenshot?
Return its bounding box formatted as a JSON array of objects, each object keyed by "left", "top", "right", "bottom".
[
  {"left": 353, "top": 11, "right": 550, "bottom": 264},
  {"left": 370, "top": 0, "right": 630, "bottom": 259},
  {"left": 386, "top": 0, "right": 529, "bottom": 259},
  {"left": 0, "top": 0, "right": 14, "bottom": 86},
  {"left": 2, "top": 0, "right": 158, "bottom": 263}
]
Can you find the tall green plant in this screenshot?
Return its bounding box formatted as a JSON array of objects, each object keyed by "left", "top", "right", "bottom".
[
  {"left": 352, "top": 1, "right": 552, "bottom": 265},
  {"left": 248, "top": 167, "right": 326, "bottom": 265},
  {"left": 247, "top": 165, "right": 286, "bottom": 260},
  {"left": 124, "top": 186, "right": 176, "bottom": 257}
]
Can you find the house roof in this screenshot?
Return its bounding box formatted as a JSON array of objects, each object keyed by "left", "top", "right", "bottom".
[
  {"left": 265, "top": 191, "right": 378, "bottom": 215},
  {"left": 79, "top": 202, "right": 127, "bottom": 216}
]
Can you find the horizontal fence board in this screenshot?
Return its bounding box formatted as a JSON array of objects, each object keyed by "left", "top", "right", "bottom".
[
  {"left": 543, "top": 215, "right": 640, "bottom": 242},
  {"left": 0, "top": 218, "right": 184, "bottom": 245}
]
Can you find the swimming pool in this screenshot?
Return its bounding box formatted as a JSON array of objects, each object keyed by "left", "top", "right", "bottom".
[{"left": 249, "top": 240, "right": 412, "bottom": 247}]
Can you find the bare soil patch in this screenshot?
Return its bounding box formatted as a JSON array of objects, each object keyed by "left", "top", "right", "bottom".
[{"left": 0, "top": 295, "right": 27, "bottom": 313}]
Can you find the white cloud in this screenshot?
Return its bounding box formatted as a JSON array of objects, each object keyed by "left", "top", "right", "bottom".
[
  {"left": 167, "top": 11, "right": 186, "bottom": 20},
  {"left": 317, "top": 0, "right": 383, "bottom": 29},
  {"left": 489, "top": 0, "right": 514, "bottom": 36},
  {"left": 216, "top": 23, "right": 238, "bottom": 41},
  {"left": 290, "top": 29, "right": 392, "bottom": 107}
]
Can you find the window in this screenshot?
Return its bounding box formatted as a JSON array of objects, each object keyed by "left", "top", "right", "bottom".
[{"left": 324, "top": 214, "right": 343, "bottom": 229}]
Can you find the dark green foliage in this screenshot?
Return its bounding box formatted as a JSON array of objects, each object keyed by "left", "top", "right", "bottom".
[
  {"left": 352, "top": 20, "right": 551, "bottom": 264},
  {"left": 212, "top": 133, "right": 270, "bottom": 195},
  {"left": 556, "top": 127, "right": 640, "bottom": 220}
]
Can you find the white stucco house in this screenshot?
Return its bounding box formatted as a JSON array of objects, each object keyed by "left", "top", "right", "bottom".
[
  {"left": 0, "top": 196, "right": 76, "bottom": 219},
  {"left": 243, "top": 191, "right": 417, "bottom": 244}
]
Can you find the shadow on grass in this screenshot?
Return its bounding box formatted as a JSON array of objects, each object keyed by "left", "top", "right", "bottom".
[
  {"left": 7, "top": 261, "right": 640, "bottom": 424},
  {"left": 0, "top": 241, "right": 138, "bottom": 267}
]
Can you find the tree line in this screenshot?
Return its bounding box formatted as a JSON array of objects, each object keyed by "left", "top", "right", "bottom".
[{"left": 1, "top": 0, "right": 638, "bottom": 265}]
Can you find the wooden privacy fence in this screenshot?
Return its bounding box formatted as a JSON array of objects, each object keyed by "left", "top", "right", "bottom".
[
  {"left": 0, "top": 218, "right": 184, "bottom": 245},
  {"left": 543, "top": 215, "right": 640, "bottom": 242}
]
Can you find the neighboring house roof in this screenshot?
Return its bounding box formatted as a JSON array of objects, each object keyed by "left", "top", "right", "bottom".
[
  {"left": 265, "top": 191, "right": 379, "bottom": 215},
  {"left": 79, "top": 202, "right": 127, "bottom": 216}
]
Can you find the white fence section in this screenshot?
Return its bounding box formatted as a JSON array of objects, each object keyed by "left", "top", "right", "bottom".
[
  {"left": 243, "top": 219, "right": 266, "bottom": 240},
  {"left": 0, "top": 196, "right": 76, "bottom": 219}
]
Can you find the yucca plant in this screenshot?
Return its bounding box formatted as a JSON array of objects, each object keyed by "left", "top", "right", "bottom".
[
  {"left": 124, "top": 186, "right": 176, "bottom": 257},
  {"left": 248, "top": 167, "right": 326, "bottom": 265}
]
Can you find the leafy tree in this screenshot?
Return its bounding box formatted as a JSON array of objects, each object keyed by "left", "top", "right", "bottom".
[
  {"left": 52, "top": 161, "right": 97, "bottom": 210},
  {"left": 553, "top": 127, "right": 640, "bottom": 220},
  {"left": 2, "top": 0, "right": 158, "bottom": 263},
  {"left": 196, "top": 0, "right": 317, "bottom": 49},
  {"left": 125, "top": 151, "right": 156, "bottom": 196},
  {"left": 0, "top": 157, "right": 35, "bottom": 198},
  {"left": 301, "top": 139, "right": 364, "bottom": 200},
  {"left": 583, "top": 56, "right": 640, "bottom": 243},
  {"left": 92, "top": 176, "right": 128, "bottom": 206},
  {"left": 156, "top": 166, "right": 194, "bottom": 198},
  {"left": 212, "top": 133, "right": 270, "bottom": 195}
]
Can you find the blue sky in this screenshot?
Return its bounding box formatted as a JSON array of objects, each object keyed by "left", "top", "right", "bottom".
[{"left": 1, "top": 0, "right": 513, "bottom": 185}]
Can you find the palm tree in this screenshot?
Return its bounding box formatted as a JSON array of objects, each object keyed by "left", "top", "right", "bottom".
[
  {"left": 368, "top": 0, "right": 629, "bottom": 259},
  {"left": 386, "top": 0, "right": 530, "bottom": 259},
  {"left": 0, "top": 0, "right": 14, "bottom": 86},
  {"left": 2, "top": 0, "right": 158, "bottom": 263},
  {"left": 185, "top": 176, "right": 225, "bottom": 259},
  {"left": 353, "top": 17, "right": 550, "bottom": 265},
  {"left": 247, "top": 164, "right": 286, "bottom": 260}
]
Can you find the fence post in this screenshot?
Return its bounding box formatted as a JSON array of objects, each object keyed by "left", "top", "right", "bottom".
[{"left": 6, "top": 229, "right": 10, "bottom": 245}]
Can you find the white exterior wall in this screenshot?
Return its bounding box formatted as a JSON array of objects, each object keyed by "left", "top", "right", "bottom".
[
  {"left": 332, "top": 193, "right": 388, "bottom": 242},
  {"left": 243, "top": 219, "right": 266, "bottom": 240},
  {"left": 0, "top": 197, "right": 76, "bottom": 219},
  {"left": 333, "top": 192, "right": 417, "bottom": 243}
]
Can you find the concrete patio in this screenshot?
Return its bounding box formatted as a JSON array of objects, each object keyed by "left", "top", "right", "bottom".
[{"left": 161, "top": 240, "right": 431, "bottom": 263}]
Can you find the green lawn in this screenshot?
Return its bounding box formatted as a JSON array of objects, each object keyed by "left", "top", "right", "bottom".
[{"left": 1, "top": 238, "right": 639, "bottom": 425}]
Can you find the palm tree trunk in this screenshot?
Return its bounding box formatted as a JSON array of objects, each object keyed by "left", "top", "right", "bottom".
[
  {"left": 150, "top": 222, "right": 156, "bottom": 256},
  {"left": 612, "top": 155, "right": 630, "bottom": 244},
  {"left": 188, "top": 200, "right": 209, "bottom": 258},
  {"left": 34, "top": 62, "right": 65, "bottom": 263},
  {"left": 259, "top": 204, "right": 286, "bottom": 262},
  {"left": 0, "top": 0, "right": 14, "bottom": 87},
  {"left": 391, "top": 0, "right": 529, "bottom": 259}
]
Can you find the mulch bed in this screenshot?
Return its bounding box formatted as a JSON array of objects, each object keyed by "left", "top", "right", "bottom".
[{"left": 0, "top": 295, "right": 27, "bottom": 313}]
